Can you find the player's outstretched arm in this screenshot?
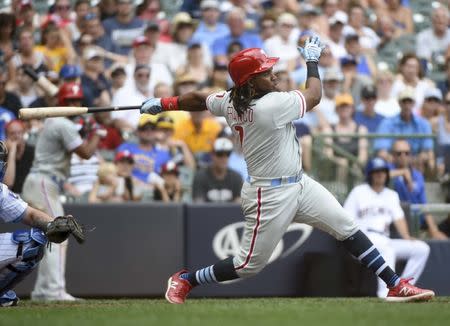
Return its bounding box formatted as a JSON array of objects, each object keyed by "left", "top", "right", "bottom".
[
  {"left": 297, "top": 36, "right": 325, "bottom": 112},
  {"left": 22, "top": 206, "right": 53, "bottom": 231},
  {"left": 141, "top": 91, "right": 210, "bottom": 115}
]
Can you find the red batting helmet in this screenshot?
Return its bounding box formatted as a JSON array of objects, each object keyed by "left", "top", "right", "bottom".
[
  {"left": 228, "top": 48, "right": 279, "bottom": 87},
  {"left": 58, "top": 82, "right": 83, "bottom": 106}
]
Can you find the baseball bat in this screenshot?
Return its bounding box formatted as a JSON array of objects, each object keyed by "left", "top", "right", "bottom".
[
  {"left": 19, "top": 105, "right": 141, "bottom": 120},
  {"left": 23, "top": 65, "right": 59, "bottom": 97}
]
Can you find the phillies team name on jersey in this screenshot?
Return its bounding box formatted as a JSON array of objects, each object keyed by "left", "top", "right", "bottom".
[{"left": 226, "top": 106, "right": 254, "bottom": 123}]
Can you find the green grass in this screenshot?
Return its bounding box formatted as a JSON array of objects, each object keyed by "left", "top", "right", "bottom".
[{"left": 1, "top": 297, "right": 449, "bottom": 326}]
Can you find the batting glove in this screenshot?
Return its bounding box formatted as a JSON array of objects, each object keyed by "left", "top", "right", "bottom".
[
  {"left": 297, "top": 36, "right": 326, "bottom": 63},
  {"left": 141, "top": 98, "right": 162, "bottom": 115}
]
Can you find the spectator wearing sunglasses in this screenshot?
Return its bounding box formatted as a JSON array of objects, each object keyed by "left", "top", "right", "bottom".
[
  {"left": 192, "top": 137, "right": 243, "bottom": 203},
  {"left": 388, "top": 139, "right": 448, "bottom": 240}
]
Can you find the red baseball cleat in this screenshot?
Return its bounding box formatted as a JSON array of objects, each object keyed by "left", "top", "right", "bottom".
[
  {"left": 165, "top": 269, "right": 193, "bottom": 304},
  {"left": 386, "top": 278, "right": 435, "bottom": 302}
]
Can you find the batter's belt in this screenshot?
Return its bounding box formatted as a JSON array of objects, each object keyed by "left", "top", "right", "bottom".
[{"left": 246, "top": 170, "right": 303, "bottom": 187}]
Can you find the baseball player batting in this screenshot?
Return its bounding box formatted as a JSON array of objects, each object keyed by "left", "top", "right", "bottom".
[
  {"left": 141, "top": 36, "right": 435, "bottom": 303},
  {"left": 344, "top": 158, "right": 430, "bottom": 297},
  {"left": 0, "top": 141, "right": 84, "bottom": 307},
  {"left": 21, "top": 82, "right": 102, "bottom": 301}
]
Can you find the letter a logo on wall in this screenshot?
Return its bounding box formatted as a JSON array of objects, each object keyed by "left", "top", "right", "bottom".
[{"left": 212, "top": 222, "right": 313, "bottom": 264}]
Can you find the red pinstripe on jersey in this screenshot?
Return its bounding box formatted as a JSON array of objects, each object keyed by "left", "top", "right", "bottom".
[
  {"left": 294, "top": 90, "right": 306, "bottom": 118},
  {"left": 236, "top": 187, "right": 262, "bottom": 270}
]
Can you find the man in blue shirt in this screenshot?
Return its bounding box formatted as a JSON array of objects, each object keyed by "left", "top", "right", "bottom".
[
  {"left": 191, "top": 0, "right": 230, "bottom": 52},
  {"left": 389, "top": 139, "right": 447, "bottom": 239},
  {"left": 354, "top": 84, "right": 384, "bottom": 133},
  {"left": 212, "top": 7, "right": 263, "bottom": 63},
  {"left": 117, "top": 116, "right": 171, "bottom": 183},
  {"left": 373, "top": 87, "right": 434, "bottom": 171}
]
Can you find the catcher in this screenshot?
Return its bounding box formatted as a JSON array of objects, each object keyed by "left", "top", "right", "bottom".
[{"left": 0, "top": 141, "right": 84, "bottom": 307}]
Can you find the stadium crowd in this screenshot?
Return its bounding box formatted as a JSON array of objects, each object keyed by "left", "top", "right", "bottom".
[{"left": 0, "top": 0, "right": 449, "bottom": 235}]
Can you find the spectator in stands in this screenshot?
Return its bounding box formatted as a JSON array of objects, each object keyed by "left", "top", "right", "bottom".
[
  {"left": 45, "top": 0, "right": 74, "bottom": 29},
  {"left": 3, "top": 120, "right": 34, "bottom": 194},
  {"left": 437, "top": 57, "right": 450, "bottom": 97},
  {"left": 144, "top": 22, "right": 176, "bottom": 73},
  {"left": 109, "top": 64, "right": 127, "bottom": 96},
  {"left": 294, "top": 3, "right": 322, "bottom": 38},
  {"left": 374, "top": 69, "right": 400, "bottom": 117},
  {"left": 209, "top": 62, "right": 230, "bottom": 90},
  {"left": 93, "top": 111, "right": 123, "bottom": 151},
  {"left": 258, "top": 14, "right": 277, "bottom": 41},
  {"left": 416, "top": 6, "right": 450, "bottom": 67},
  {"left": 35, "top": 22, "right": 76, "bottom": 73},
  {"left": 88, "top": 162, "right": 123, "bottom": 203},
  {"left": 0, "top": 13, "right": 16, "bottom": 63},
  {"left": 374, "top": 87, "right": 435, "bottom": 172},
  {"left": 191, "top": 0, "right": 230, "bottom": 51},
  {"left": 173, "top": 108, "right": 222, "bottom": 166},
  {"left": 389, "top": 139, "right": 448, "bottom": 240},
  {"left": 344, "top": 157, "right": 430, "bottom": 297},
  {"left": 16, "top": 1, "right": 39, "bottom": 35},
  {"left": 325, "top": 93, "right": 368, "bottom": 180},
  {"left": 342, "top": 5, "right": 380, "bottom": 52},
  {"left": 340, "top": 55, "right": 372, "bottom": 107},
  {"left": 154, "top": 114, "right": 196, "bottom": 170},
  {"left": 0, "top": 63, "right": 22, "bottom": 119},
  {"left": 80, "top": 47, "right": 111, "bottom": 107},
  {"left": 212, "top": 7, "right": 263, "bottom": 64},
  {"left": 10, "top": 65, "right": 39, "bottom": 107},
  {"left": 117, "top": 115, "right": 171, "bottom": 183},
  {"left": 264, "top": 13, "right": 299, "bottom": 73},
  {"left": 98, "top": 0, "right": 117, "bottom": 21},
  {"left": 136, "top": 0, "right": 161, "bottom": 21},
  {"left": 376, "top": 0, "right": 414, "bottom": 37},
  {"left": 68, "top": 0, "right": 91, "bottom": 42},
  {"left": 193, "top": 137, "right": 243, "bottom": 203},
  {"left": 390, "top": 53, "right": 435, "bottom": 114},
  {"left": 354, "top": 84, "right": 384, "bottom": 133},
  {"left": 176, "top": 42, "right": 211, "bottom": 86},
  {"left": 102, "top": 0, "right": 145, "bottom": 55},
  {"left": 430, "top": 91, "right": 450, "bottom": 178},
  {"left": 344, "top": 34, "right": 376, "bottom": 77},
  {"left": 375, "top": 15, "right": 397, "bottom": 52},
  {"left": 420, "top": 88, "right": 443, "bottom": 122},
  {"left": 9, "top": 28, "right": 51, "bottom": 82},
  {"left": 112, "top": 64, "right": 152, "bottom": 130},
  {"left": 153, "top": 161, "right": 183, "bottom": 202},
  {"left": 326, "top": 11, "right": 348, "bottom": 60}
]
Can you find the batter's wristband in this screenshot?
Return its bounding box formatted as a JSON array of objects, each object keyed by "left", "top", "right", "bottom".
[
  {"left": 306, "top": 62, "right": 320, "bottom": 80},
  {"left": 161, "top": 96, "right": 179, "bottom": 111}
]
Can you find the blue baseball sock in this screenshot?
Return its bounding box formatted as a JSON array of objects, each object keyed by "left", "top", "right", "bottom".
[
  {"left": 180, "top": 257, "right": 239, "bottom": 286},
  {"left": 342, "top": 230, "right": 400, "bottom": 287}
]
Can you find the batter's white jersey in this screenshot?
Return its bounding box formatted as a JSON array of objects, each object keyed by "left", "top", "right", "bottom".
[
  {"left": 206, "top": 90, "right": 306, "bottom": 178},
  {"left": 0, "top": 183, "right": 27, "bottom": 224},
  {"left": 343, "top": 184, "right": 404, "bottom": 235}
]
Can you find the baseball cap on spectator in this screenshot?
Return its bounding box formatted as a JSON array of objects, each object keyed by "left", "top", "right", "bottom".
[
  {"left": 171, "top": 12, "right": 194, "bottom": 35},
  {"left": 175, "top": 72, "right": 197, "bottom": 86},
  {"left": 323, "top": 67, "right": 344, "bottom": 82},
  {"left": 187, "top": 40, "right": 202, "bottom": 49},
  {"left": 133, "top": 35, "right": 152, "bottom": 48},
  {"left": 200, "top": 0, "right": 220, "bottom": 10},
  {"left": 329, "top": 11, "right": 348, "bottom": 26},
  {"left": 110, "top": 63, "right": 126, "bottom": 77},
  {"left": 340, "top": 55, "right": 358, "bottom": 66},
  {"left": 83, "top": 12, "right": 97, "bottom": 21},
  {"left": 398, "top": 87, "right": 416, "bottom": 102},
  {"left": 115, "top": 150, "right": 134, "bottom": 163},
  {"left": 156, "top": 115, "right": 175, "bottom": 130},
  {"left": 277, "top": 13, "right": 298, "bottom": 27},
  {"left": 335, "top": 93, "right": 354, "bottom": 106},
  {"left": 424, "top": 88, "right": 443, "bottom": 102},
  {"left": 345, "top": 34, "right": 359, "bottom": 44},
  {"left": 161, "top": 161, "right": 179, "bottom": 176},
  {"left": 134, "top": 64, "right": 151, "bottom": 74},
  {"left": 300, "top": 3, "right": 321, "bottom": 16},
  {"left": 83, "top": 47, "right": 103, "bottom": 60},
  {"left": 213, "top": 62, "right": 228, "bottom": 71},
  {"left": 59, "top": 64, "right": 82, "bottom": 79},
  {"left": 138, "top": 114, "right": 157, "bottom": 130},
  {"left": 361, "top": 84, "right": 377, "bottom": 99},
  {"left": 116, "top": 0, "right": 132, "bottom": 3},
  {"left": 213, "top": 137, "right": 233, "bottom": 153}
]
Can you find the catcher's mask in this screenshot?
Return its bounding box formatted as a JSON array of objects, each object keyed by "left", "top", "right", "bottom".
[{"left": 0, "top": 141, "right": 8, "bottom": 183}]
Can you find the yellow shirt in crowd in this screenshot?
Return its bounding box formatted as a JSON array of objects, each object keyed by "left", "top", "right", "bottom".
[{"left": 173, "top": 117, "right": 222, "bottom": 154}]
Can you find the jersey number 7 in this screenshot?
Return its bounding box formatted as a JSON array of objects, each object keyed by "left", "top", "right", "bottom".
[{"left": 234, "top": 126, "right": 244, "bottom": 147}]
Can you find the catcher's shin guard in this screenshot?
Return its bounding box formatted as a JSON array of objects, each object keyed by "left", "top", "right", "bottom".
[{"left": 0, "top": 229, "right": 47, "bottom": 296}]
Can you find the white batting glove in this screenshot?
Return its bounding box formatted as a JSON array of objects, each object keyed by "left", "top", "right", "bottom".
[
  {"left": 141, "top": 98, "right": 162, "bottom": 115},
  {"left": 297, "top": 36, "right": 326, "bottom": 63}
]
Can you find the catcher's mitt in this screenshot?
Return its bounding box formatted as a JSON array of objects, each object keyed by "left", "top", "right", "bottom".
[{"left": 45, "top": 215, "right": 85, "bottom": 244}]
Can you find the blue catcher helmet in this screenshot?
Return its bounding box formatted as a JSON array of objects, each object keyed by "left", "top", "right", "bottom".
[
  {"left": 0, "top": 141, "right": 7, "bottom": 183},
  {"left": 365, "top": 157, "right": 390, "bottom": 186}
]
